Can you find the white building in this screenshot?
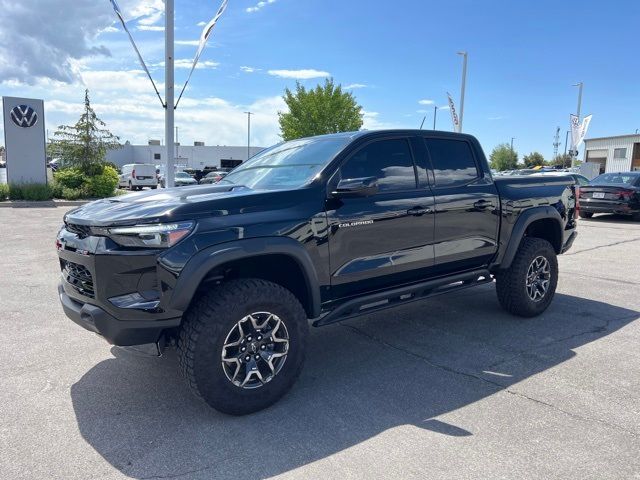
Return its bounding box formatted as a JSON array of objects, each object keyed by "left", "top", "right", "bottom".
[
  {"left": 583, "top": 134, "right": 640, "bottom": 175},
  {"left": 106, "top": 141, "right": 265, "bottom": 170}
]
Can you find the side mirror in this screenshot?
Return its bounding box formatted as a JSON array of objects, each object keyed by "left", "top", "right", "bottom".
[{"left": 332, "top": 177, "right": 379, "bottom": 198}]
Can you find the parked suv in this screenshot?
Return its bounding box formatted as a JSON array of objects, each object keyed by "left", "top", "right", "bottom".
[
  {"left": 57, "top": 130, "right": 578, "bottom": 415},
  {"left": 119, "top": 163, "right": 158, "bottom": 190}
]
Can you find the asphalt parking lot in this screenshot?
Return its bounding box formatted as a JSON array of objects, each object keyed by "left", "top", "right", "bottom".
[{"left": 1, "top": 207, "right": 639, "bottom": 480}]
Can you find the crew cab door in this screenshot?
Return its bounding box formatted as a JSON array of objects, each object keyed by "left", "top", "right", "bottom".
[
  {"left": 422, "top": 136, "right": 500, "bottom": 274},
  {"left": 325, "top": 136, "right": 435, "bottom": 300}
]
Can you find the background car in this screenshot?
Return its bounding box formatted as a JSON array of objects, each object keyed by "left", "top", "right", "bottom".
[
  {"left": 119, "top": 163, "right": 158, "bottom": 190},
  {"left": 160, "top": 171, "right": 198, "bottom": 188},
  {"left": 578, "top": 172, "right": 640, "bottom": 219},
  {"left": 199, "top": 171, "right": 228, "bottom": 184}
]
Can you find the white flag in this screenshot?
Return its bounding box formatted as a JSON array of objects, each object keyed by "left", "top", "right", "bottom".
[
  {"left": 108, "top": 0, "right": 163, "bottom": 105},
  {"left": 447, "top": 92, "right": 460, "bottom": 132},
  {"left": 176, "top": 0, "right": 229, "bottom": 107},
  {"left": 570, "top": 114, "right": 592, "bottom": 150}
]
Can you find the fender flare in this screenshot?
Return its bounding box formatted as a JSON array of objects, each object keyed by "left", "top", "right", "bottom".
[
  {"left": 168, "top": 237, "right": 322, "bottom": 318},
  {"left": 496, "top": 206, "right": 563, "bottom": 270}
]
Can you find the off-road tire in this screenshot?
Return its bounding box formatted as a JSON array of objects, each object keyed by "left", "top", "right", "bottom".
[
  {"left": 177, "top": 278, "right": 309, "bottom": 415},
  {"left": 579, "top": 211, "right": 593, "bottom": 219},
  {"left": 495, "top": 237, "right": 558, "bottom": 317}
]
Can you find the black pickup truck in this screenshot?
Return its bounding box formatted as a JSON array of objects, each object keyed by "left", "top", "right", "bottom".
[{"left": 56, "top": 130, "right": 578, "bottom": 414}]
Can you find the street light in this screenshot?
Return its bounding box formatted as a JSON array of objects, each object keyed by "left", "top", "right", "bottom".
[
  {"left": 244, "top": 111, "right": 253, "bottom": 161},
  {"left": 457, "top": 51, "right": 468, "bottom": 133},
  {"left": 511, "top": 137, "right": 515, "bottom": 152},
  {"left": 433, "top": 105, "right": 438, "bottom": 130}
]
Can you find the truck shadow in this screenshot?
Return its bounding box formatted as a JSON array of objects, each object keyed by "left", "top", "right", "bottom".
[{"left": 70, "top": 286, "right": 638, "bottom": 479}]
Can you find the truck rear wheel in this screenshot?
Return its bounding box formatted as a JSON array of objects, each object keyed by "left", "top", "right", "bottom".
[
  {"left": 495, "top": 237, "right": 558, "bottom": 317},
  {"left": 177, "top": 278, "right": 309, "bottom": 415},
  {"left": 579, "top": 211, "right": 593, "bottom": 219}
]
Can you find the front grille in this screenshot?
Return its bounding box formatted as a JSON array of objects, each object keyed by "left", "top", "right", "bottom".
[
  {"left": 61, "top": 260, "right": 95, "bottom": 298},
  {"left": 65, "top": 222, "right": 92, "bottom": 238}
]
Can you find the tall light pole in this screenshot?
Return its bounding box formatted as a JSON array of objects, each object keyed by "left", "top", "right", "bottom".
[
  {"left": 511, "top": 137, "right": 515, "bottom": 152},
  {"left": 164, "top": 0, "right": 175, "bottom": 187},
  {"left": 244, "top": 111, "right": 253, "bottom": 160},
  {"left": 433, "top": 105, "right": 438, "bottom": 130},
  {"left": 571, "top": 82, "right": 583, "bottom": 168},
  {"left": 175, "top": 126, "right": 179, "bottom": 161},
  {"left": 457, "top": 51, "right": 468, "bottom": 133}
]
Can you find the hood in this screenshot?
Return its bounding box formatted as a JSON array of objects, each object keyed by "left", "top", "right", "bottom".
[{"left": 64, "top": 184, "right": 260, "bottom": 226}]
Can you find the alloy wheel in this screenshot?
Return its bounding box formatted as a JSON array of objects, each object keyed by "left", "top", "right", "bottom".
[
  {"left": 221, "top": 312, "right": 289, "bottom": 389},
  {"left": 526, "top": 255, "right": 551, "bottom": 302}
]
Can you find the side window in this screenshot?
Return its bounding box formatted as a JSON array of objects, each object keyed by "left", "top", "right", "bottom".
[
  {"left": 425, "top": 138, "right": 479, "bottom": 187},
  {"left": 154, "top": 153, "right": 161, "bottom": 160},
  {"left": 340, "top": 138, "right": 417, "bottom": 192}
]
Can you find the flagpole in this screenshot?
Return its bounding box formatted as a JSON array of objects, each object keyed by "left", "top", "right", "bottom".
[
  {"left": 571, "top": 82, "right": 583, "bottom": 168},
  {"left": 165, "top": 0, "right": 175, "bottom": 188},
  {"left": 457, "top": 51, "right": 467, "bottom": 133}
]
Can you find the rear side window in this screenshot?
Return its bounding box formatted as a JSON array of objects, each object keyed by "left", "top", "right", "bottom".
[
  {"left": 425, "top": 138, "right": 479, "bottom": 187},
  {"left": 340, "top": 138, "right": 417, "bottom": 192}
]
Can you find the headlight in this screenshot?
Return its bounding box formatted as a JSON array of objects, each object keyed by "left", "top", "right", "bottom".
[{"left": 108, "top": 222, "right": 194, "bottom": 248}]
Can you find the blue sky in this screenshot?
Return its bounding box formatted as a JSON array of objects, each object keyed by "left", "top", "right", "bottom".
[{"left": 1, "top": 0, "right": 638, "bottom": 159}]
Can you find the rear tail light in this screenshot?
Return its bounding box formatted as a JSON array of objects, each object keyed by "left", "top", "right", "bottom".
[
  {"left": 615, "top": 190, "right": 633, "bottom": 200},
  {"left": 575, "top": 186, "right": 580, "bottom": 214}
]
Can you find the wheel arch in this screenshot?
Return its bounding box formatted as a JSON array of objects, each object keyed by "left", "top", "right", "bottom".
[
  {"left": 496, "top": 206, "right": 563, "bottom": 270},
  {"left": 168, "top": 237, "right": 321, "bottom": 318}
]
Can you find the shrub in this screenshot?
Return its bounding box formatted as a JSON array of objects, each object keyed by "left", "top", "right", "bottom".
[
  {"left": 50, "top": 181, "right": 64, "bottom": 199},
  {"left": 0, "top": 183, "right": 8, "bottom": 201},
  {"left": 8, "top": 183, "right": 53, "bottom": 201},
  {"left": 61, "top": 187, "right": 85, "bottom": 200},
  {"left": 86, "top": 165, "right": 119, "bottom": 198},
  {"left": 53, "top": 165, "right": 118, "bottom": 199},
  {"left": 54, "top": 168, "right": 85, "bottom": 189}
]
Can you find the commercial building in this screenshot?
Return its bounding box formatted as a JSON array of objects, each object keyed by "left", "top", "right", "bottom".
[
  {"left": 583, "top": 134, "right": 640, "bottom": 174},
  {"left": 106, "top": 141, "right": 265, "bottom": 170}
]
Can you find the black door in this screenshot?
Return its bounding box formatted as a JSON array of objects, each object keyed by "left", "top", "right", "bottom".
[
  {"left": 325, "top": 137, "right": 435, "bottom": 301},
  {"left": 422, "top": 137, "right": 500, "bottom": 274}
]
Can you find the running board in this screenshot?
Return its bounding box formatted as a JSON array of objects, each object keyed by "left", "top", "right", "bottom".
[{"left": 313, "top": 270, "right": 493, "bottom": 327}]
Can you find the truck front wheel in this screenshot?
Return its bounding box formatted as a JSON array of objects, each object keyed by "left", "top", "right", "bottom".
[
  {"left": 177, "top": 278, "right": 309, "bottom": 415},
  {"left": 495, "top": 237, "right": 558, "bottom": 317}
]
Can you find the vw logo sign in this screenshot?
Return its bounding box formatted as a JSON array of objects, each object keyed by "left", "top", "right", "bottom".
[{"left": 10, "top": 105, "right": 38, "bottom": 128}]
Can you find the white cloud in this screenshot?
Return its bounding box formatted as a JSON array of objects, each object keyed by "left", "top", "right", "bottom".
[
  {"left": 175, "top": 40, "right": 200, "bottom": 46},
  {"left": 240, "top": 66, "right": 260, "bottom": 73},
  {"left": 418, "top": 99, "right": 434, "bottom": 105},
  {"left": 361, "top": 111, "right": 400, "bottom": 131},
  {"left": 246, "top": 0, "right": 277, "bottom": 13},
  {"left": 137, "top": 25, "right": 164, "bottom": 31},
  {"left": 150, "top": 59, "right": 219, "bottom": 69},
  {"left": 487, "top": 115, "right": 505, "bottom": 121},
  {"left": 101, "top": 26, "right": 120, "bottom": 33},
  {"left": 344, "top": 83, "right": 367, "bottom": 89},
  {"left": 268, "top": 69, "right": 330, "bottom": 79},
  {"left": 197, "top": 21, "right": 207, "bottom": 27}
]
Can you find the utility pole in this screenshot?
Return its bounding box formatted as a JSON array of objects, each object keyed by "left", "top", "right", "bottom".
[
  {"left": 433, "top": 105, "right": 438, "bottom": 130},
  {"left": 457, "top": 51, "right": 468, "bottom": 133},
  {"left": 571, "top": 82, "right": 583, "bottom": 168},
  {"left": 164, "top": 0, "right": 175, "bottom": 187},
  {"left": 419, "top": 116, "right": 426, "bottom": 129},
  {"left": 511, "top": 137, "right": 515, "bottom": 152},
  {"left": 244, "top": 111, "right": 253, "bottom": 160}
]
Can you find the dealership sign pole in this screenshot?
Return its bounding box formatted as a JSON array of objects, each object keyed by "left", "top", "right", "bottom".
[{"left": 108, "top": 0, "right": 228, "bottom": 188}]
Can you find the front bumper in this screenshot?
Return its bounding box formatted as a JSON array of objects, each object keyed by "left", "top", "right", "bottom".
[{"left": 59, "top": 284, "right": 181, "bottom": 346}]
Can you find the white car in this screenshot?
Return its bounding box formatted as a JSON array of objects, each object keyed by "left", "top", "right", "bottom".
[{"left": 119, "top": 164, "right": 158, "bottom": 190}]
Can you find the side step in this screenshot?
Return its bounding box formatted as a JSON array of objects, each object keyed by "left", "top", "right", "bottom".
[{"left": 313, "top": 269, "right": 492, "bottom": 327}]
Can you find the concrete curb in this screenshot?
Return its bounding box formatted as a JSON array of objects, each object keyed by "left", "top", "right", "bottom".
[{"left": 0, "top": 200, "right": 89, "bottom": 208}]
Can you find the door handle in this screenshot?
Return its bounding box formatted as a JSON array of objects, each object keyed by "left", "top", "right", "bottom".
[
  {"left": 473, "top": 199, "right": 492, "bottom": 210},
  {"left": 407, "top": 206, "right": 432, "bottom": 216}
]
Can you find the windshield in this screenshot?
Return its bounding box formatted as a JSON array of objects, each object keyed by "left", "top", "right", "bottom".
[
  {"left": 176, "top": 172, "right": 191, "bottom": 178},
  {"left": 591, "top": 173, "right": 639, "bottom": 185},
  {"left": 220, "top": 137, "right": 351, "bottom": 190}
]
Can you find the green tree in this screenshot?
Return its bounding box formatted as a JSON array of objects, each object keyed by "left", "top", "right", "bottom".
[
  {"left": 489, "top": 143, "right": 519, "bottom": 171},
  {"left": 278, "top": 79, "right": 363, "bottom": 140},
  {"left": 551, "top": 153, "right": 572, "bottom": 168},
  {"left": 523, "top": 151, "right": 545, "bottom": 168},
  {"left": 49, "top": 90, "right": 120, "bottom": 175}
]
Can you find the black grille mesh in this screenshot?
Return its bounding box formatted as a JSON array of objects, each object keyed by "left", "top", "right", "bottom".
[{"left": 61, "top": 260, "right": 95, "bottom": 298}]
